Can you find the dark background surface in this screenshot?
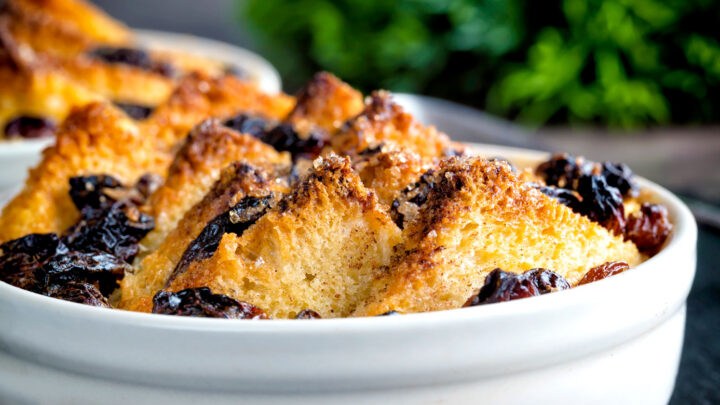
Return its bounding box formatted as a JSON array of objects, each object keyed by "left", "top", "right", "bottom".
[{"left": 92, "top": 1, "right": 720, "bottom": 403}]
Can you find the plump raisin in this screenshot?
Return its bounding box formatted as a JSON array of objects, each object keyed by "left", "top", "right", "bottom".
[
  {"left": 4, "top": 116, "right": 56, "bottom": 139},
  {"left": 114, "top": 102, "right": 155, "bottom": 120},
  {"left": 168, "top": 194, "right": 274, "bottom": 285},
  {"left": 46, "top": 281, "right": 110, "bottom": 308},
  {"left": 377, "top": 310, "right": 401, "bottom": 316},
  {"left": 223, "top": 114, "right": 270, "bottom": 138},
  {"left": 625, "top": 203, "right": 672, "bottom": 256},
  {"left": 465, "top": 268, "right": 570, "bottom": 306},
  {"left": 573, "top": 174, "right": 626, "bottom": 235},
  {"left": 577, "top": 261, "right": 630, "bottom": 286},
  {"left": 63, "top": 201, "right": 154, "bottom": 262},
  {"left": 390, "top": 170, "right": 440, "bottom": 228},
  {"left": 536, "top": 153, "right": 593, "bottom": 189},
  {"left": 533, "top": 184, "right": 582, "bottom": 209},
  {"left": 152, "top": 287, "right": 269, "bottom": 319},
  {"left": 262, "top": 124, "right": 326, "bottom": 160},
  {"left": 36, "top": 251, "right": 130, "bottom": 296},
  {"left": 601, "top": 162, "right": 637, "bottom": 197},
  {"left": 0, "top": 233, "right": 67, "bottom": 290},
  {"left": 89, "top": 47, "right": 175, "bottom": 77},
  {"left": 295, "top": 309, "right": 322, "bottom": 319},
  {"left": 69, "top": 175, "right": 125, "bottom": 215}
]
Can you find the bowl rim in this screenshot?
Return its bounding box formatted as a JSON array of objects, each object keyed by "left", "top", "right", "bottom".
[{"left": 0, "top": 142, "right": 698, "bottom": 332}]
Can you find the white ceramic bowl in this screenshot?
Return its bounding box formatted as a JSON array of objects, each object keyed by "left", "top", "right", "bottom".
[
  {"left": 0, "top": 144, "right": 697, "bottom": 405},
  {"left": 0, "top": 30, "right": 282, "bottom": 191}
]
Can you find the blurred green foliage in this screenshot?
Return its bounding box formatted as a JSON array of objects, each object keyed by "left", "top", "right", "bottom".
[{"left": 240, "top": 0, "right": 720, "bottom": 127}]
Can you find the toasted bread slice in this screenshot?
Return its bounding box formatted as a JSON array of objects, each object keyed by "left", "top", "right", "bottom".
[
  {"left": 355, "top": 157, "right": 642, "bottom": 316},
  {"left": 351, "top": 144, "right": 434, "bottom": 208},
  {"left": 329, "top": 91, "right": 456, "bottom": 159},
  {"left": 144, "top": 73, "right": 295, "bottom": 151},
  {"left": 167, "top": 155, "right": 403, "bottom": 318},
  {"left": 286, "top": 72, "right": 364, "bottom": 134},
  {"left": 141, "top": 119, "right": 290, "bottom": 254},
  {"left": 0, "top": 103, "right": 168, "bottom": 242},
  {"left": 120, "top": 162, "right": 288, "bottom": 312}
]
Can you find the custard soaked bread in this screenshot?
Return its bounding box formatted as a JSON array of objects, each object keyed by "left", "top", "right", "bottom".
[
  {"left": 355, "top": 157, "right": 642, "bottom": 316},
  {"left": 165, "top": 156, "right": 403, "bottom": 318},
  {"left": 0, "top": 103, "right": 166, "bottom": 242},
  {"left": 120, "top": 162, "right": 290, "bottom": 312},
  {"left": 141, "top": 119, "right": 290, "bottom": 254}
]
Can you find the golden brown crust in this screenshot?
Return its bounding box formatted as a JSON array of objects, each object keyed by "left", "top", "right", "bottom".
[
  {"left": 355, "top": 157, "right": 642, "bottom": 316},
  {"left": 167, "top": 155, "right": 403, "bottom": 318},
  {"left": 141, "top": 119, "right": 290, "bottom": 255},
  {"left": 143, "top": 73, "right": 295, "bottom": 151},
  {"left": 119, "top": 162, "right": 285, "bottom": 312},
  {"left": 0, "top": 102, "right": 168, "bottom": 242},
  {"left": 329, "top": 91, "right": 455, "bottom": 159},
  {"left": 287, "top": 71, "right": 364, "bottom": 134}
]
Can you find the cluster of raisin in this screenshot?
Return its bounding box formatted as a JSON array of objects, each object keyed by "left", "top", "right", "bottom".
[
  {"left": 465, "top": 268, "right": 570, "bottom": 306},
  {"left": 535, "top": 154, "right": 670, "bottom": 254},
  {"left": 223, "top": 114, "right": 326, "bottom": 160},
  {"left": 89, "top": 47, "right": 175, "bottom": 77},
  {"left": 0, "top": 175, "right": 156, "bottom": 306},
  {"left": 168, "top": 194, "right": 275, "bottom": 286},
  {"left": 152, "top": 287, "right": 269, "bottom": 319}
]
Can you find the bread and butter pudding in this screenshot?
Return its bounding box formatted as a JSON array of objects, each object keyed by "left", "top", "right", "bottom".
[{"left": 0, "top": 2, "right": 672, "bottom": 319}]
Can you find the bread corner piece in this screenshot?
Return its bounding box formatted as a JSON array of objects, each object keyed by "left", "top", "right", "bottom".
[
  {"left": 0, "top": 102, "right": 164, "bottom": 242},
  {"left": 329, "top": 90, "right": 456, "bottom": 159},
  {"left": 355, "top": 156, "right": 642, "bottom": 316},
  {"left": 167, "top": 154, "right": 403, "bottom": 319}
]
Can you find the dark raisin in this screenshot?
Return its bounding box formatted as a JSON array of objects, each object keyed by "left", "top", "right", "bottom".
[
  {"left": 262, "top": 124, "right": 326, "bottom": 160},
  {"left": 390, "top": 170, "right": 439, "bottom": 228},
  {"left": 601, "top": 162, "right": 638, "bottom": 197},
  {"left": 152, "top": 287, "right": 269, "bottom": 319},
  {"left": 573, "top": 174, "right": 626, "bottom": 235},
  {"left": 36, "top": 251, "right": 130, "bottom": 296},
  {"left": 625, "top": 203, "right": 672, "bottom": 256},
  {"left": 114, "top": 102, "right": 155, "bottom": 120},
  {"left": 69, "top": 175, "right": 125, "bottom": 215},
  {"left": 46, "top": 281, "right": 110, "bottom": 307},
  {"left": 377, "top": 310, "right": 401, "bottom": 316},
  {"left": 4, "top": 116, "right": 56, "bottom": 139},
  {"left": 90, "top": 47, "right": 153, "bottom": 68},
  {"left": 443, "top": 147, "right": 466, "bottom": 157},
  {"left": 465, "top": 268, "right": 570, "bottom": 306},
  {"left": 295, "top": 309, "right": 322, "bottom": 319},
  {"left": 89, "top": 47, "right": 175, "bottom": 77},
  {"left": 577, "top": 261, "right": 630, "bottom": 286},
  {"left": 0, "top": 233, "right": 67, "bottom": 290},
  {"left": 488, "top": 156, "right": 517, "bottom": 174},
  {"left": 63, "top": 201, "right": 155, "bottom": 262},
  {"left": 134, "top": 173, "right": 163, "bottom": 200},
  {"left": 168, "top": 194, "right": 274, "bottom": 286},
  {"left": 358, "top": 144, "right": 385, "bottom": 156},
  {"left": 536, "top": 153, "right": 593, "bottom": 189},
  {"left": 533, "top": 184, "right": 582, "bottom": 209},
  {"left": 223, "top": 114, "right": 270, "bottom": 138}
]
